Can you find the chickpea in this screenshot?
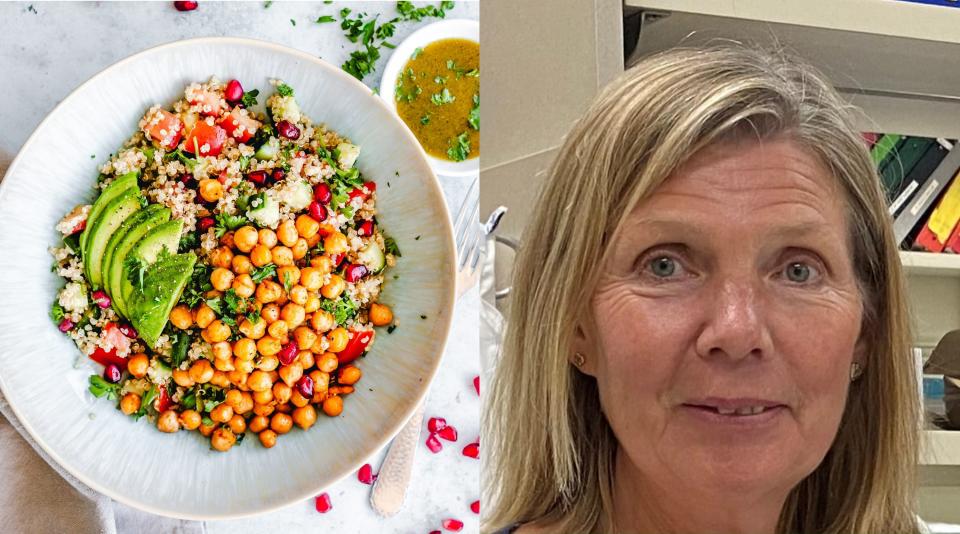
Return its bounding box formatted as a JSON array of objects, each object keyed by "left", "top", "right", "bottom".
[
  {"left": 120, "top": 393, "right": 141, "bottom": 415},
  {"left": 258, "top": 354, "right": 280, "bottom": 372},
  {"left": 324, "top": 232, "right": 349, "bottom": 255},
  {"left": 293, "top": 327, "right": 318, "bottom": 352},
  {"left": 281, "top": 303, "right": 306, "bottom": 329},
  {"left": 127, "top": 353, "right": 149, "bottom": 378},
  {"left": 292, "top": 405, "right": 318, "bottom": 430},
  {"left": 225, "top": 389, "right": 243, "bottom": 409},
  {"left": 258, "top": 228, "right": 278, "bottom": 248},
  {"left": 211, "top": 427, "right": 236, "bottom": 452},
  {"left": 238, "top": 317, "right": 266, "bottom": 340},
  {"left": 220, "top": 231, "right": 236, "bottom": 250},
  {"left": 173, "top": 368, "right": 195, "bottom": 388},
  {"left": 255, "top": 280, "right": 283, "bottom": 304},
  {"left": 234, "top": 358, "right": 254, "bottom": 374},
  {"left": 329, "top": 385, "right": 355, "bottom": 396},
  {"left": 211, "top": 341, "right": 232, "bottom": 361},
  {"left": 310, "top": 255, "right": 334, "bottom": 274},
  {"left": 304, "top": 294, "right": 320, "bottom": 313},
  {"left": 299, "top": 267, "right": 322, "bottom": 291},
  {"left": 267, "top": 320, "right": 289, "bottom": 341},
  {"left": 199, "top": 178, "right": 223, "bottom": 202},
  {"left": 295, "top": 214, "right": 320, "bottom": 239},
  {"left": 277, "top": 265, "right": 301, "bottom": 287},
  {"left": 253, "top": 402, "right": 275, "bottom": 417},
  {"left": 210, "top": 267, "right": 235, "bottom": 292},
  {"left": 232, "top": 337, "right": 257, "bottom": 360},
  {"left": 250, "top": 244, "right": 272, "bottom": 267},
  {"left": 271, "top": 246, "right": 294, "bottom": 267},
  {"left": 311, "top": 310, "right": 335, "bottom": 333},
  {"left": 291, "top": 389, "right": 310, "bottom": 408},
  {"left": 291, "top": 238, "right": 309, "bottom": 260},
  {"left": 211, "top": 370, "right": 231, "bottom": 388},
  {"left": 237, "top": 391, "right": 254, "bottom": 414},
  {"left": 194, "top": 303, "right": 216, "bottom": 329},
  {"left": 288, "top": 285, "right": 308, "bottom": 306},
  {"left": 322, "top": 396, "right": 344, "bottom": 417},
  {"left": 257, "top": 336, "right": 282, "bottom": 357},
  {"left": 169, "top": 305, "right": 193, "bottom": 329},
  {"left": 326, "top": 327, "right": 349, "bottom": 353},
  {"left": 209, "top": 403, "right": 234, "bottom": 425},
  {"left": 248, "top": 370, "right": 273, "bottom": 392},
  {"left": 317, "top": 352, "right": 339, "bottom": 373},
  {"left": 205, "top": 320, "right": 231, "bottom": 343},
  {"left": 338, "top": 365, "right": 362, "bottom": 385},
  {"left": 213, "top": 355, "right": 235, "bottom": 372},
  {"left": 253, "top": 388, "right": 274, "bottom": 405},
  {"left": 297, "top": 350, "right": 315, "bottom": 370},
  {"left": 261, "top": 303, "right": 281, "bottom": 324},
  {"left": 273, "top": 382, "right": 293, "bottom": 405},
  {"left": 249, "top": 414, "right": 270, "bottom": 433},
  {"left": 204, "top": 289, "right": 223, "bottom": 299},
  {"left": 157, "top": 410, "right": 181, "bottom": 433},
  {"left": 231, "top": 254, "right": 253, "bottom": 274},
  {"left": 180, "top": 409, "right": 202, "bottom": 430},
  {"left": 311, "top": 370, "right": 330, "bottom": 399},
  {"left": 318, "top": 223, "right": 336, "bottom": 237},
  {"left": 369, "top": 303, "right": 393, "bottom": 326},
  {"left": 279, "top": 362, "right": 304, "bottom": 387},
  {"left": 210, "top": 246, "right": 234, "bottom": 269},
  {"left": 275, "top": 292, "right": 289, "bottom": 307},
  {"left": 232, "top": 273, "right": 256, "bottom": 298},
  {"left": 306, "top": 231, "right": 322, "bottom": 249},
  {"left": 271, "top": 412, "right": 294, "bottom": 434},
  {"left": 234, "top": 225, "right": 259, "bottom": 253},
  {"left": 276, "top": 402, "right": 293, "bottom": 414},
  {"left": 189, "top": 359, "right": 215, "bottom": 384},
  {"left": 259, "top": 429, "right": 278, "bottom": 448},
  {"left": 320, "top": 274, "right": 346, "bottom": 300},
  {"left": 228, "top": 414, "right": 247, "bottom": 434},
  {"left": 199, "top": 421, "right": 216, "bottom": 437},
  {"left": 277, "top": 220, "right": 299, "bottom": 247}
]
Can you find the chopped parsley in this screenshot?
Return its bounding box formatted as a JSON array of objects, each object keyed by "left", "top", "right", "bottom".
[
  {"left": 182, "top": 264, "right": 213, "bottom": 308},
  {"left": 411, "top": 47, "right": 423, "bottom": 60},
  {"left": 133, "top": 385, "right": 158, "bottom": 420},
  {"left": 276, "top": 83, "right": 294, "bottom": 97},
  {"left": 263, "top": 0, "right": 272, "bottom": 7},
  {"left": 282, "top": 271, "right": 294, "bottom": 293},
  {"left": 320, "top": 295, "right": 360, "bottom": 324},
  {"left": 170, "top": 332, "right": 191, "bottom": 369},
  {"left": 387, "top": 325, "right": 397, "bottom": 334},
  {"left": 384, "top": 236, "right": 402, "bottom": 257},
  {"left": 124, "top": 255, "right": 148, "bottom": 292},
  {"left": 241, "top": 88, "right": 260, "bottom": 108},
  {"left": 50, "top": 302, "right": 65, "bottom": 324},
  {"left": 447, "top": 132, "right": 471, "bottom": 162},
  {"left": 290, "top": 18, "right": 296, "bottom": 26},
  {"left": 420, "top": 113, "right": 431, "bottom": 125},
  {"left": 316, "top": 15, "right": 336, "bottom": 23},
  {"left": 250, "top": 263, "right": 277, "bottom": 283},
  {"left": 468, "top": 93, "right": 479, "bottom": 130},
  {"left": 431, "top": 88, "right": 455, "bottom": 105},
  {"left": 88, "top": 375, "right": 120, "bottom": 400},
  {"left": 214, "top": 212, "right": 248, "bottom": 238}
]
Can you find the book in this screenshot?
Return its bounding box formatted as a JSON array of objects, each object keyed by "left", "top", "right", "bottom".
[
  {"left": 913, "top": 168, "right": 960, "bottom": 252},
  {"left": 888, "top": 141, "right": 950, "bottom": 218},
  {"left": 871, "top": 133, "right": 901, "bottom": 167},
  {"left": 944, "top": 217, "right": 960, "bottom": 253},
  {"left": 879, "top": 137, "right": 933, "bottom": 202},
  {"left": 893, "top": 139, "right": 959, "bottom": 244}
]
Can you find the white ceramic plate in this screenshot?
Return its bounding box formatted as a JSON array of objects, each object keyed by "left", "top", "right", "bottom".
[
  {"left": 0, "top": 37, "right": 456, "bottom": 520},
  {"left": 379, "top": 19, "right": 480, "bottom": 178}
]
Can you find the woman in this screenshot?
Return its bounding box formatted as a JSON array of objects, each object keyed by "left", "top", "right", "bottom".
[{"left": 483, "top": 45, "right": 920, "bottom": 533}]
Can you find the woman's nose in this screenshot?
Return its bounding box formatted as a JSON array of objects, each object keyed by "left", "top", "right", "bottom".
[{"left": 694, "top": 277, "right": 772, "bottom": 362}]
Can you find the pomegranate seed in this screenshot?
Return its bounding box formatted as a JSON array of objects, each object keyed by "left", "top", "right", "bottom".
[
  {"left": 247, "top": 170, "right": 267, "bottom": 185},
  {"left": 430, "top": 531, "right": 442, "bottom": 534},
  {"left": 271, "top": 168, "right": 285, "bottom": 182},
  {"left": 224, "top": 79, "right": 243, "bottom": 103},
  {"left": 437, "top": 425, "right": 458, "bottom": 442},
  {"left": 442, "top": 518, "right": 464, "bottom": 532},
  {"left": 427, "top": 417, "right": 447, "bottom": 433},
  {"left": 198, "top": 217, "right": 215, "bottom": 232},
  {"left": 276, "top": 120, "right": 301, "bottom": 140},
  {"left": 103, "top": 363, "right": 122, "bottom": 384},
  {"left": 357, "top": 463, "right": 376, "bottom": 484},
  {"left": 470, "top": 500, "right": 480, "bottom": 514},
  {"left": 314, "top": 493, "right": 332, "bottom": 513},
  {"left": 295, "top": 375, "right": 314, "bottom": 398},
  {"left": 462, "top": 442, "right": 479, "bottom": 459},
  {"left": 278, "top": 342, "right": 298, "bottom": 365},
  {"left": 357, "top": 219, "right": 374, "bottom": 237},
  {"left": 330, "top": 253, "right": 345, "bottom": 268},
  {"left": 71, "top": 219, "right": 87, "bottom": 235},
  {"left": 308, "top": 201, "right": 328, "bottom": 222},
  {"left": 473, "top": 375, "right": 480, "bottom": 395},
  {"left": 58, "top": 318, "right": 74, "bottom": 332},
  {"left": 173, "top": 1, "right": 197, "bottom": 11},
  {"left": 343, "top": 263, "right": 368, "bottom": 283},
  {"left": 314, "top": 183, "right": 332, "bottom": 204},
  {"left": 91, "top": 290, "right": 111, "bottom": 309},
  {"left": 364, "top": 181, "right": 377, "bottom": 192},
  {"left": 426, "top": 434, "right": 442, "bottom": 453},
  {"left": 117, "top": 323, "right": 138, "bottom": 338}
]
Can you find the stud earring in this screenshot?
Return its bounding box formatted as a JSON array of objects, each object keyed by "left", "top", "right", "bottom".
[
  {"left": 850, "top": 362, "right": 863, "bottom": 381},
  {"left": 571, "top": 352, "right": 586, "bottom": 368}
]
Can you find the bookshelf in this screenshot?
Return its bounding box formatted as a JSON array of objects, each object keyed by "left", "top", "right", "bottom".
[{"left": 622, "top": 0, "right": 960, "bottom": 523}]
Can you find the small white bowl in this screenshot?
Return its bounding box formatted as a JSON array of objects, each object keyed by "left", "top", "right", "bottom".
[{"left": 380, "top": 19, "right": 480, "bottom": 178}]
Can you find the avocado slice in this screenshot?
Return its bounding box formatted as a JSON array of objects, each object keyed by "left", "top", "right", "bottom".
[
  {"left": 79, "top": 172, "right": 138, "bottom": 253},
  {"left": 106, "top": 205, "right": 172, "bottom": 318},
  {"left": 129, "top": 252, "right": 197, "bottom": 348},
  {"left": 119, "top": 219, "right": 184, "bottom": 314},
  {"left": 83, "top": 189, "right": 142, "bottom": 288}
]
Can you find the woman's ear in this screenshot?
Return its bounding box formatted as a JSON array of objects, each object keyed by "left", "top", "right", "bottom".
[{"left": 571, "top": 323, "right": 597, "bottom": 377}]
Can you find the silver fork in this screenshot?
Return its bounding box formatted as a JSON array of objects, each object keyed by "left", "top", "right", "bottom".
[{"left": 370, "top": 177, "right": 482, "bottom": 517}]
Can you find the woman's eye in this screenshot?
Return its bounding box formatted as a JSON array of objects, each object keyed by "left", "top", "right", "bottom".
[
  {"left": 648, "top": 256, "right": 679, "bottom": 278},
  {"left": 783, "top": 261, "right": 820, "bottom": 283}
]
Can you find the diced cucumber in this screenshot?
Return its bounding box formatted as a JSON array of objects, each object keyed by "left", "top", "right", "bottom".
[
  {"left": 271, "top": 95, "right": 301, "bottom": 124},
  {"left": 279, "top": 179, "right": 313, "bottom": 211},
  {"left": 337, "top": 142, "right": 361, "bottom": 169},
  {"left": 247, "top": 193, "right": 280, "bottom": 228},
  {"left": 357, "top": 241, "right": 385, "bottom": 274},
  {"left": 255, "top": 137, "right": 280, "bottom": 161}
]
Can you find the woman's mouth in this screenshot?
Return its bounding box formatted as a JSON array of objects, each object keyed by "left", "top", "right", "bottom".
[{"left": 679, "top": 399, "right": 788, "bottom": 425}]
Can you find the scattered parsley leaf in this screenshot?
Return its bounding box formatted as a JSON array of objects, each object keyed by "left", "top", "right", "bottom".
[
  {"left": 420, "top": 113, "right": 431, "bottom": 125},
  {"left": 384, "top": 236, "right": 401, "bottom": 257},
  {"left": 124, "top": 255, "right": 148, "bottom": 292},
  {"left": 89, "top": 375, "right": 121, "bottom": 400},
  {"left": 263, "top": 0, "right": 272, "bottom": 7},
  {"left": 316, "top": 15, "right": 336, "bottom": 23},
  {"left": 431, "top": 88, "right": 455, "bottom": 105},
  {"left": 447, "top": 132, "right": 470, "bottom": 162},
  {"left": 468, "top": 93, "right": 479, "bottom": 130},
  {"left": 241, "top": 88, "right": 260, "bottom": 108},
  {"left": 51, "top": 302, "right": 65, "bottom": 324},
  {"left": 214, "top": 212, "right": 248, "bottom": 238},
  {"left": 290, "top": 18, "right": 296, "bottom": 26},
  {"left": 282, "top": 271, "right": 294, "bottom": 293},
  {"left": 250, "top": 263, "right": 277, "bottom": 283},
  {"left": 420, "top": 314, "right": 427, "bottom": 320},
  {"left": 171, "top": 332, "right": 191, "bottom": 369},
  {"left": 319, "top": 295, "right": 360, "bottom": 325},
  {"left": 133, "top": 385, "right": 158, "bottom": 420},
  {"left": 387, "top": 325, "right": 397, "bottom": 334},
  {"left": 276, "top": 83, "right": 294, "bottom": 97},
  {"left": 411, "top": 47, "right": 423, "bottom": 59}
]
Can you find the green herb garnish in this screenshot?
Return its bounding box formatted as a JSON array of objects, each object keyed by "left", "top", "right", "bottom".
[
  {"left": 276, "top": 83, "right": 294, "bottom": 97},
  {"left": 250, "top": 263, "right": 277, "bottom": 283},
  {"left": 431, "top": 88, "right": 455, "bottom": 106},
  {"left": 384, "top": 236, "right": 402, "bottom": 257},
  {"left": 241, "top": 88, "right": 260, "bottom": 108},
  {"left": 468, "top": 93, "right": 479, "bottom": 130},
  {"left": 447, "top": 132, "right": 471, "bottom": 162},
  {"left": 88, "top": 375, "right": 121, "bottom": 400},
  {"left": 319, "top": 295, "right": 359, "bottom": 324},
  {"left": 214, "top": 212, "right": 248, "bottom": 238},
  {"left": 316, "top": 15, "right": 336, "bottom": 23}
]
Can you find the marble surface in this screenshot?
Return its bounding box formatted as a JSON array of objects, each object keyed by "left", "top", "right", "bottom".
[{"left": 0, "top": 2, "right": 480, "bottom": 533}]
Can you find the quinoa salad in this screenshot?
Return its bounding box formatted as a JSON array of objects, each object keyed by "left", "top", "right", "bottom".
[{"left": 49, "top": 77, "right": 400, "bottom": 452}]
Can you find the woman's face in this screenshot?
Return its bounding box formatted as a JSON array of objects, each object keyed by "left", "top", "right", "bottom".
[{"left": 577, "top": 138, "right": 864, "bottom": 500}]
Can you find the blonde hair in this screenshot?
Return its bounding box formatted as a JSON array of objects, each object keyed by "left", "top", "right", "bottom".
[{"left": 483, "top": 44, "right": 918, "bottom": 534}]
